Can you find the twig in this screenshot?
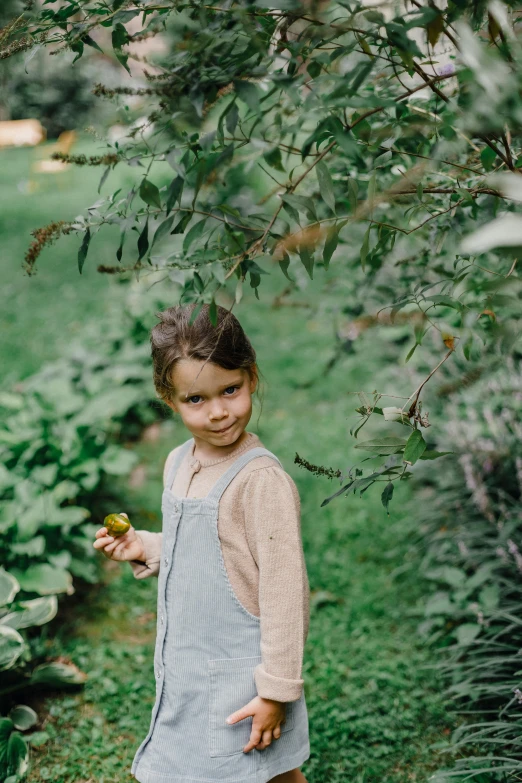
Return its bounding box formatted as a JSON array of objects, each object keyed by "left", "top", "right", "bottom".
[{"left": 402, "top": 349, "right": 454, "bottom": 413}]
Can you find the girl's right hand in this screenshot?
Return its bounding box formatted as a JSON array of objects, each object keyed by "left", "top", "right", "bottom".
[{"left": 93, "top": 513, "right": 146, "bottom": 563}]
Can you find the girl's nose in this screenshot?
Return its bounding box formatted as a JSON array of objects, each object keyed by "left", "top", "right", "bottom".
[{"left": 209, "top": 404, "right": 228, "bottom": 421}]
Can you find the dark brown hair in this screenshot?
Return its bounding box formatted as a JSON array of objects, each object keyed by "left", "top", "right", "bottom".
[{"left": 150, "top": 303, "right": 263, "bottom": 413}]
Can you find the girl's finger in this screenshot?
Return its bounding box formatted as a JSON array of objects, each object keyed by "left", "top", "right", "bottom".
[
  {"left": 256, "top": 729, "right": 273, "bottom": 750},
  {"left": 93, "top": 535, "right": 115, "bottom": 549},
  {"left": 273, "top": 726, "right": 281, "bottom": 739},
  {"left": 95, "top": 527, "right": 108, "bottom": 538},
  {"left": 243, "top": 726, "right": 262, "bottom": 754}
]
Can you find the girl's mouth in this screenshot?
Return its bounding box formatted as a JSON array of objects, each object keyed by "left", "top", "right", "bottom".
[{"left": 213, "top": 422, "right": 235, "bottom": 434}]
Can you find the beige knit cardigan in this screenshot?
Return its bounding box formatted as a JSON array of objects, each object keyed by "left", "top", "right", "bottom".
[{"left": 129, "top": 431, "right": 310, "bottom": 703}]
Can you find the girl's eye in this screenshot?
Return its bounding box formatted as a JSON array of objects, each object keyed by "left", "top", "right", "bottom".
[{"left": 187, "top": 386, "right": 239, "bottom": 404}]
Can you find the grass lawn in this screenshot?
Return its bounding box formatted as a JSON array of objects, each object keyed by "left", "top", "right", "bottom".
[
  {"left": 0, "top": 140, "right": 137, "bottom": 383},
  {"left": 21, "top": 299, "right": 453, "bottom": 783},
  {"left": 2, "top": 144, "right": 455, "bottom": 782}
]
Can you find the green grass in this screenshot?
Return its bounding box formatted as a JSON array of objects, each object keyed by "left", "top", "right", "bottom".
[
  {"left": 2, "top": 145, "right": 455, "bottom": 782},
  {"left": 21, "top": 299, "right": 453, "bottom": 783},
  {"left": 0, "top": 140, "right": 137, "bottom": 382}
]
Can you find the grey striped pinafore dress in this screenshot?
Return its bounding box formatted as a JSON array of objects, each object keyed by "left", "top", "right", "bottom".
[{"left": 131, "top": 437, "right": 310, "bottom": 783}]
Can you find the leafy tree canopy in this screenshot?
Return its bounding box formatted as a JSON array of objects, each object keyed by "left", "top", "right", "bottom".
[{"left": 3, "top": 0, "right": 522, "bottom": 504}]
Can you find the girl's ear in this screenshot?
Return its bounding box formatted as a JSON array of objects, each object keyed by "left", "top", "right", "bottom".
[{"left": 165, "top": 398, "right": 178, "bottom": 414}]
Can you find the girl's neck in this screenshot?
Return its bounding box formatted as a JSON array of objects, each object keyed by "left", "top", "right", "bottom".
[{"left": 192, "top": 429, "right": 250, "bottom": 463}]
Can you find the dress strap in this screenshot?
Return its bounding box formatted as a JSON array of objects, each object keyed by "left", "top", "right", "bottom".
[
  {"left": 206, "top": 447, "right": 282, "bottom": 504},
  {"left": 165, "top": 438, "right": 194, "bottom": 491}
]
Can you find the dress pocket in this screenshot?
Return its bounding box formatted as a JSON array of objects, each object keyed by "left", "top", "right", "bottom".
[{"left": 208, "top": 656, "right": 295, "bottom": 757}]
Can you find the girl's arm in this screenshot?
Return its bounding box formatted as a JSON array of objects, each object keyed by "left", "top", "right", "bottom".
[
  {"left": 242, "top": 465, "right": 310, "bottom": 703},
  {"left": 128, "top": 444, "right": 181, "bottom": 580}
]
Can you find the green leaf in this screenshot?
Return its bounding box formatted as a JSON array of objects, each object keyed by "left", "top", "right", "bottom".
[
  {"left": 0, "top": 569, "right": 20, "bottom": 607},
  {"left": 425, "top": 592, "right": 455, "bottom": 617},
  {"left": 11, "top": 565, "right": 72, "bottom": 596},
  {"left": 30, "top": 661, "right": 87, "bottom": 687},
  {"left": 263, "top": 147, "right": 285, "bottom": 172},
  {"left": 278, "top": 253, "right": 292, "bottom": 280},
  {"left": 405, "top": 343, "right": 418, "bottom": 363},
  {"left": 70, "top": 40, "right": 84, "bottom": 64},
  {"left": 354, "top": 437, "right": 406, "bottom": 455},
  {"left": 321, "top": 481, "right": 355, "bottom": 507},
  {"left": 364, "top": 10, "right": 385, "bottom": 24},
  {"left": 381, "top": 482, "right": 394, "bottom": 514},
  {"left": 419, "top": 450, "right": 452, "bottom": 460},
  {"left": 281, "top": 199, "right": 300, "bottom": 226},
  {"left": 83, "top": 34, "right": 103, "bottom": 53},
  {"left": 97, "top": 165, "right": 110, "bottom": 194},
  {"left": 166, "top": 176, "right": 184, "bottom": 215},
  {"left": 322, "top": 226, "right": 338, "bottom": 269},
  {"left": 307, "top": 60, "right": 322, "bottom": 79},
  {"left": 77, "top": 227, "right": 91, "bottom": 275},
  {"left": 113, "top": 8, "right": 139, "bottom": 23},
  {"left": 316, "top": 161, "right": 336, "bottom": 212},
  {"left": 171, "top": 212, "right": 192, "bottom": 235},
  {"left": 282, "top": 194, "right": 317, "bottom": 223},
  {"left": 323, "top": 219, "right": 348, "bottom": 269},
  {"left": 8, "top": 706, "right": 37, "bottom": 731},
  {"left": 347, "top": 178, "right": 358, "bottom": 212},
  {"left": 403, "top": 429, "right": 427, "bottom": 465},
  {"left": 152, "top": 216, "right": 174, "bottom": 248},
  {"left": 298, "top": 245, "right": 314, "bottom": 279},
  {"left": 0, "top": 626, "right": 25, "bottom": 671},
  {"left": 226, "top": 102, "right": 239, "bottom": 135},
  {"left": 26, "top": 731, "right": 50, "bottom": 748},
  {"left": 0, "top": 596, "right": 58, "bottom": 630},
  {"left": 100, "top": 445, "right": 138, "bottom": 476},
  {"left": 456, "top": 623, "right": 481, "bottom": 646},
  {"left": 183, "top": 218, "right": 208, "bottom": 253},
  {"left": 426, "top": 294, "right": 461, "bottom": 309},
  {"left": 463, "top": 334, "right": 474, "bottom": 361},
  {"left": 360, "top": 226, "right": 370, "bottom": 271},
  {"left": 139, "top": 178, "right": 162, "bottom": 209},
  {"left": 6, "top": 731, "right": 28, "bottom": 778},
  {"left": 480, "top": 145, "right": 496, "bottom": 171},
  {"left": 234, "top": 80, "right": 259, "bottom": 111},
  {"left": 112, "top": 22, "right": 130, "bottom": 73},
  {"left": 137, "top": 217, "right": 149, "bottom": 260}
]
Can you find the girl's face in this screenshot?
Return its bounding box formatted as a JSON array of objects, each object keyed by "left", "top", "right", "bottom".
[{"left": 165, "top": 359, "right": 257, "bottom": 450}]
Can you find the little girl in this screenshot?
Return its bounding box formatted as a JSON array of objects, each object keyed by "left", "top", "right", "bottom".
[{"left": 93, "top": 303, "right": 310, "bottom": 783}]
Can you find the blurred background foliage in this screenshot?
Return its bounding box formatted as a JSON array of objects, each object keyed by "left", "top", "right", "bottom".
[{"left": 1, "top": 0, "right": 522, "bottom": 780}]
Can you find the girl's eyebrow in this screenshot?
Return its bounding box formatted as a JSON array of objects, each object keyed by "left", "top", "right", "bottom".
[{"left": 179, "top": 379, "right": 243, "bottom": 399}]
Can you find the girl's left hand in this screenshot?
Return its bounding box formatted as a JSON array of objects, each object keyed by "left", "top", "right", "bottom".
[{"left": 226, "top": 696, "right": 287, "bottom": 753}]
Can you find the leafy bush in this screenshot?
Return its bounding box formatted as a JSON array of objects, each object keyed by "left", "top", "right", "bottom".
[
  {"left": 0, "top": 284, "right": 168, "bottom": 776},
  {"left": 414, "top": 360, "right": 522, "bottom": 780},
  {"left": 0, "top": 327, "right": 155, "bottom": 590}
]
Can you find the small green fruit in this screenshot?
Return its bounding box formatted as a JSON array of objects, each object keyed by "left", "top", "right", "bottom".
[{"left": 103, "top": 513, "right": 131, "bottom": 537}]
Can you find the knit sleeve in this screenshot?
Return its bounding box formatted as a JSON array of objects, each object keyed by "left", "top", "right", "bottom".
[
  {"left": 242, "top": 465, "right": 310, "bottom": 703},
  {"left": 128, "top": 529, "right": 162, "bottom": 579},
  {"left": 128, "top": 444, "right": 181, "bottom": 580}
]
